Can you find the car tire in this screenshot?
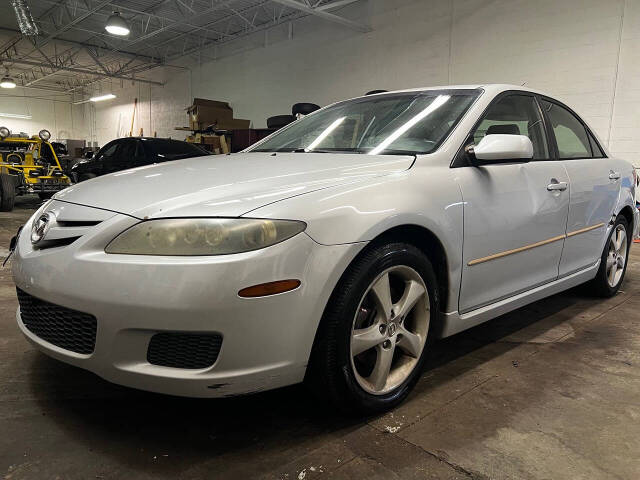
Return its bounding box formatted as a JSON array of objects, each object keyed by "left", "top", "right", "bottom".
[
  {"left": 292, "top": 103, "right": 320, "bottom": 116},
  {"left": 78, "top": 173, "right": 97, "bottom": 182},
  {"left": 267, "top": 115, "right": 296, "bottom": 130},
  {"left": 307, "top": 242, "right": 439, "bottom": 415},
  {"left": 0, "top": 173, "right": 16, "bottom": 212},
  {"left": 587, "top": 214, "right": 631, "bottom": 297}
]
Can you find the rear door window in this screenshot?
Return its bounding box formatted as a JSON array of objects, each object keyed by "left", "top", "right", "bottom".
[{"left": 540, "top": 100, "right": 592, "bottom": 159}]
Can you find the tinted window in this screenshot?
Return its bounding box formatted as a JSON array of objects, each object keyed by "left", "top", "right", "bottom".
[
  {"left": 473, "top": 95, "right": 549, "bottom": 160},
  {"left": 118, "top": 139, "right": 138, "bottom": 160},
  {"left": 147, "top": 139, "right": 207, "bottom": 161},
  {"left": 540, "top": 100, "right": 591, "bottom": 159},
  {"left": 97, "top": 141, "right": 118, "bottom": 161},
  {"left": 588, "top": 131, "right": 605, "bottom": 158}
]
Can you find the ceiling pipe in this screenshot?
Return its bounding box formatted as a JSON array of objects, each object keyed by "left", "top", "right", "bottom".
[{"left": 11, "top": 0, "right": 39, "bottom": 36}]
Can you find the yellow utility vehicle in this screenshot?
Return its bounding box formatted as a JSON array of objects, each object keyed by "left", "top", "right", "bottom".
[{"left": 0, "top": 127, "right": 72, "bottom": 211}]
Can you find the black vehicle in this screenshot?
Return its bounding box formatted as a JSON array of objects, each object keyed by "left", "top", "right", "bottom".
[{"left": 71, "top": 137, "right": 208, "bottom": 182}]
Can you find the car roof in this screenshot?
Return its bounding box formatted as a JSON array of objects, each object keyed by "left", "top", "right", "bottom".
[{"left": 358, "top": 84, "right": 548, "bottom": 98}]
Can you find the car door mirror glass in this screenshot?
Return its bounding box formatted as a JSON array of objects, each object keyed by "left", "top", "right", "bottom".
[{"left": 470, "top": 134, "right": 534, "bottom": 164}]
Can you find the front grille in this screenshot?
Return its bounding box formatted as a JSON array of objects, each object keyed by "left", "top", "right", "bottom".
[
  {"left": 16, "top": 288, "right": 97, "bottom": 354},
  {"left": 147, "top": 332, "right": 222, "bottom": 369}
]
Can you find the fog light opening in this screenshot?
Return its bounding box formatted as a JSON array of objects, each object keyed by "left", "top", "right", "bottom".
[{"left": 238, "top": 279, "right": 301, "bottom": 298}]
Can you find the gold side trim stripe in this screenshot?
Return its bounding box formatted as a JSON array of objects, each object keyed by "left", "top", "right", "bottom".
[
  {"left": 566, "top": 222, "right": 606, "bottom": 238},
  {"left": 468, "top": 222, "right": 606, "bottom": 266}
]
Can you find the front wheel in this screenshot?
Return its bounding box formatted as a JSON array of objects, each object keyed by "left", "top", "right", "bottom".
[
  {"left": 588, "top": 215, "right": 630, "bottom": 297},
  {"left": 308, "top": 242, "right": 439, "bottom": 415}
]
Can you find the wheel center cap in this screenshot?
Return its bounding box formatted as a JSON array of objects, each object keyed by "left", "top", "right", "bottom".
[{"left": 388, "top": 323, "right": 397, "bottom": 336}]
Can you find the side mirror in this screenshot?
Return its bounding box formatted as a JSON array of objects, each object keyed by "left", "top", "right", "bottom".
[
  {"left": 467, "top": 134, "right": 533, "bottom": 164},
  {"left": 84, "top": 151, "right": 94, "bottom": 159}
]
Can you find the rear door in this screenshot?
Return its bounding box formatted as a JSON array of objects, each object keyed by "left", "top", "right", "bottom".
[
  {"left": 539, "top": 99, "right": 619, "bottom": 276},
  {"left": 456, "top": 93, "right": 570, "bottom": 313}
]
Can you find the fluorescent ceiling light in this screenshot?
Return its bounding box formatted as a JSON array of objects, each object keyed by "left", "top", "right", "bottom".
[
  {"left": 369, "top": 95, "right": 451, "bottom": 155},
  {"left": 0, "top": 76, "right": 16, "bottom": 89},
  {"left": 0, "top": 113, "right": 32, "bottom": 119},
  {"left": 105, "top": 12, "right": 130, "bottom": 36},
  {"left": 90, "top": 93, "right": 116, "bottom": 102}
]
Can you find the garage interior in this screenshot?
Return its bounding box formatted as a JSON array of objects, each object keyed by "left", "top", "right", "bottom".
[{"left": 1, "top": 0, "right": 640, "bottom": 479}]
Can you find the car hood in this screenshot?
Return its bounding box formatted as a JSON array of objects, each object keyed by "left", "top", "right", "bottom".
[{"left": 54, "top": 152, "right": 414, "bottom": 219}]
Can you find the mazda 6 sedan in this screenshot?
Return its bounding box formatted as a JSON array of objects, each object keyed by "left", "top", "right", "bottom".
[{"left": 11, "top": 84, "right": 638, "bottom": 414}]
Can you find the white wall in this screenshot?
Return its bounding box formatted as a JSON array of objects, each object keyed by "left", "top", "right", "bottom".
[
  {"left": 0, "top": 87, "right": 75, "bottom": 141},
  {"left": 70, "top": 66, "right": 191, "bottom": 146},
  {"left": 85, "top": 0, "right": 640, "bottom": 163}
]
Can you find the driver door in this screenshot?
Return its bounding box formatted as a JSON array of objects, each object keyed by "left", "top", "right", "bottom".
[{"left": 455, "top": 93, "right": 570, "bottom": 313}]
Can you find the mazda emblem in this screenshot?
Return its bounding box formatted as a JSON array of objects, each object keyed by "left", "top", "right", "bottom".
[{"left": 31, "top": 212, "right": 53, "bottom": 245}]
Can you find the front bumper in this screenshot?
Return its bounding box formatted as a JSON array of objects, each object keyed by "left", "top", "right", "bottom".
[{"left": 12, "top": 202, "right": 363, "bottom": 397}]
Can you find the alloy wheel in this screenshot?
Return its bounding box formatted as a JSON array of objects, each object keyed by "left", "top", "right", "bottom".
[
  {"left": 349, "top": 265, "right": 430, "bottom": 395},
  {"left": 606, "top": 224, "right": 628, "bottom": 288}
]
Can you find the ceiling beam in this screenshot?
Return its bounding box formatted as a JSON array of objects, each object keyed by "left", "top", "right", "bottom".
[
  {"left": 5, "top": 58, "right": 163, "bottom": 85},
  {"left": 270, "top": 0, "right": 370, "bottom": 32},
  {"left": 35, "top": 0, "right": 113, "bottom": 50},
  {"left": 0, "top": 27, "right": 160, "bottom": 65}
]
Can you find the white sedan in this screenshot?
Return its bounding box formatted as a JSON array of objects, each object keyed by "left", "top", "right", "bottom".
[{"left": 11, "top": 84, "right": 638, "bottom": 414}]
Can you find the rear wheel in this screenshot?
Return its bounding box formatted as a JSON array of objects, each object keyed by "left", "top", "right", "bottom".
[
  {"left": 308, "top": 242, "right": 439, "bottom": 415},
  {"left": 587, "top": 215, "right": 630, "bottom": 297},
  {"left": 0, "top": 174, "right": 16, "bottom": 212}
]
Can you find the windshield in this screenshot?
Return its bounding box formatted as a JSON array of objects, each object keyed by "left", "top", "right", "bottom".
[{"left": 251, "top": 90, "right": 479, "bottom": 155}]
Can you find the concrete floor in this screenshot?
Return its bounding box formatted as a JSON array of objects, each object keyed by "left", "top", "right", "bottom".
[{"left": 2, "top": 196, "right": 640, "bottom": 480}]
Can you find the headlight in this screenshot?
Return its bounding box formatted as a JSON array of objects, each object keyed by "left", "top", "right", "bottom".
[
  {"left": 105, "top": 218, "right": 306, "bottom": 256},
  {"left": 39, "top": 129, "right": 51, "bottom": 141}
]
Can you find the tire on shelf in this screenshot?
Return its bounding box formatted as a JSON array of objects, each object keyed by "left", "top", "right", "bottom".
[
  {"left": 267, "top": 115, "right": 296, "bottom": 130},
  {"left": 292, "top": 103, "right": 320, "bottom": 116}
]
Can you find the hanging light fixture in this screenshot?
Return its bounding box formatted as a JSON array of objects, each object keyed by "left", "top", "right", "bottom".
[
  {"left": 0, "top": 74, "right": 16, "bottom": 89},
  {"left": 105, "top": 12, "right": 130, "bottom": 36}
]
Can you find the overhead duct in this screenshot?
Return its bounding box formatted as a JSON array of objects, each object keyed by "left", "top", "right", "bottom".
[{"left": 11, "top": 0, "right": 39, "bottom": 36}]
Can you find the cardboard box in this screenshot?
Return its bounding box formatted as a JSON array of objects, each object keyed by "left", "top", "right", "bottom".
[
  {"left": 186, "top": 98, "right": 251, "bottom": 131},
  {"left": 190, "top": 118, "right": 251, "bottom": 131},
  {"left": 187, "top": 98, "right": 234, "bottom": 129}
]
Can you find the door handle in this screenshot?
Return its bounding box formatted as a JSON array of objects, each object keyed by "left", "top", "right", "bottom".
[
  {"left": 547, "top": 180, "right": 568, "bottom": 191},
  {"left": 609, "top": 171, "right": 621, "bottom": 180}
]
